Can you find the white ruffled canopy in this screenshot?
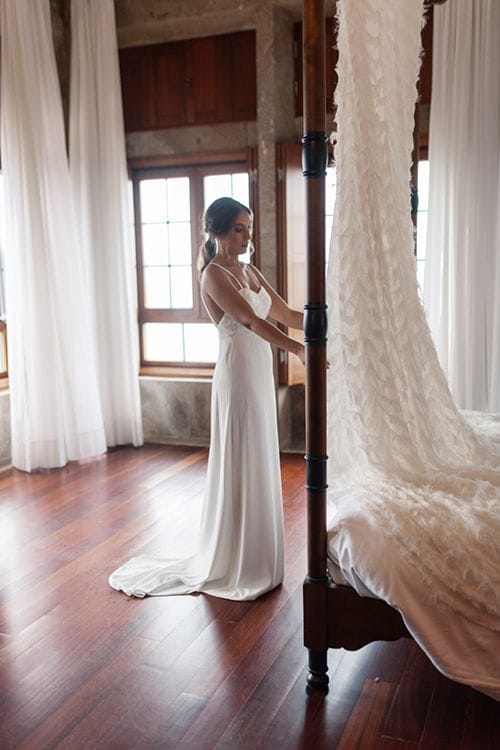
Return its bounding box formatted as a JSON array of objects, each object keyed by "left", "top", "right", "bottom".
[{"left": 327, "top": 0, "right": 500, "bottom": 698}]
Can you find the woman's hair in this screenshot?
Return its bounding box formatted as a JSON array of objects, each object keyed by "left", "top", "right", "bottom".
[{"left": 197, "top": 196, "right": 251, "bottom": 275}]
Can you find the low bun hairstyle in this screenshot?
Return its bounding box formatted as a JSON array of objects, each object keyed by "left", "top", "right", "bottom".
[{"left": 198, "top": 196, "right": 251, "bottom": 276}]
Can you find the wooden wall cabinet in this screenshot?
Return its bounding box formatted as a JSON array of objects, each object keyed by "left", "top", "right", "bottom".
[
  {"left": 119, "top": 46, "right": 157, "bottom": 131},
  {"left": 119, "top": 31, "right": 257, "bottom": 132},
  {"left": 154, "top": 41, "right": 189, "bottom": 127}
]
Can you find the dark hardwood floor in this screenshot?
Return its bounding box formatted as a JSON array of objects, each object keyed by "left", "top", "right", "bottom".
[{"left": 0, "top": 445, "right": 498, "bottom": 749}]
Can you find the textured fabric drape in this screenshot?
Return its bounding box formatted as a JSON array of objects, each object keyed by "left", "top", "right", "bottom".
[
  {"left": 0, "top": 0, "right": 106, "bottom": 471},
  {"left": 70, "top": 0, "right": 143, "bottom": 448},
  {"left": 423, "top": 0, "right": 500, "bottom": 412},
  {"left": 327, "top": 0, "right": 500, "bottom": 664}
]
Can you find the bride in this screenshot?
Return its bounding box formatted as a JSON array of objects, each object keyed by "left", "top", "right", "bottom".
[{"left": 108, "top": 197, "right": 304, "bottom": 600}]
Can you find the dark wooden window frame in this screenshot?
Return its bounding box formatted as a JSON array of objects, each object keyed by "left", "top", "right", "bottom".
[{"left": 129, "top": 148, "right": 259, "bottom": 377}]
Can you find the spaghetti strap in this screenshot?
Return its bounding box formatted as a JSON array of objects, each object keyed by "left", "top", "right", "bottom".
[
  {"left": 210, "top": 263, "right": 244, "bottom": 290},
  {"left": 246, "top": 264, "right": 262, "bottom": 291}
]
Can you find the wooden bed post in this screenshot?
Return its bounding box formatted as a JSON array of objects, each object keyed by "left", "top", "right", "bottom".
[
  {"left": 302, "top": 0, "right": 329, "bottom": 690},
  {"left": 300, "top": 0, "right": 447, "bottom": 695}
]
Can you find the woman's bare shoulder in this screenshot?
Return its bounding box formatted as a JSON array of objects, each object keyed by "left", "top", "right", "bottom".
[
  {"left": 201, "top": 267, "right": 238, "bottom": 308},
  {"left": 203, "top": 261, "right": 242, "bottom": 290},
  {"left": 200, "top": 261, "right": 222, "bottom": 286}
]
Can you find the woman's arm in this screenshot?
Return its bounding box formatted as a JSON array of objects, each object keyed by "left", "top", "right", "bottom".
[
  {"left": 202, "top": 265, "right": 305, "bottom": 363},
  {"left": 250, "top": 266, "right": 303, "bottom": 330}
]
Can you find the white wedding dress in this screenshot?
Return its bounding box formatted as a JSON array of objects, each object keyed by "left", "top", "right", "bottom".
[{"left": 109, "top": 282, "right": 284, "bottom": 600}]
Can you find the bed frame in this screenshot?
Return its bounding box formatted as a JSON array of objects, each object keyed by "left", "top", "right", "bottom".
[{"left": 302, "top": 0, "right": 445, "bottom": 691}]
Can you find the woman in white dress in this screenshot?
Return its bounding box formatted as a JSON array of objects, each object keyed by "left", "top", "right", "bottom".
[{"left": 109, "top": 197, "right": 304, "bottom": 600}]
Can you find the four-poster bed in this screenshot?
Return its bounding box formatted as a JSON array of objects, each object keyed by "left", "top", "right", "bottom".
[{"left": 301, "top": 0, "right": 447, "bottom": 691}]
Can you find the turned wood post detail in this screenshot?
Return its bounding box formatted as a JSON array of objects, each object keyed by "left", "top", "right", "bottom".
[{"left": 302, "top": 0, "right": 328, "bottom": 585}]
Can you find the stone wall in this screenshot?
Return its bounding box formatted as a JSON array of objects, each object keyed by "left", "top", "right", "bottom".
[{"left": 0, "top": 379, "right": 304, "bottom": 471}]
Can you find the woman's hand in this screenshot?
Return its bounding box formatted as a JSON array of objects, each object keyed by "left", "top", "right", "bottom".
[{"left": 293, "top": 343, "right": 330, "bottom": 369}]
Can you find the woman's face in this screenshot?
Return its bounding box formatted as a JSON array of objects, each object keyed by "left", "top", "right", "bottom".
[{"left": 221, "top": 210, "right": 253, "bottom": 257}]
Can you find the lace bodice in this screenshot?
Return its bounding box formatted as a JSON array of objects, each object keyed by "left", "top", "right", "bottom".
[{"left": 217, "top": 287, "right": 271, "bottom": 338}]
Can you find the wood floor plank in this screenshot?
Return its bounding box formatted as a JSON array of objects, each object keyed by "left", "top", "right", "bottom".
[
  {"left": 418, "top": 673, "right": 470, "bottom": 750},
  {"left": 376, "top": 738, "right": 419, "bottom": 750},
  {"left": 0, "top": 446, "right": 498, "bottom": 750},
  {"left": 336, "top": 679, "right": 397, "bottom": 750},
  {"left": 59, "top": 607, "right": 254, "bottom": 748},
  {"left": 460, "top": 689, "right": 500, "bottom": 750},
  {"left": 214, "top": 623, "right": 307, "bottom": 749},
  {"left": 368, "top": 638, "right": 413, "bottom": 684},
  {"left": 174, "top": 585, "right": 304, "bottom": 748},
  {"left": 261, "top": 650, "right": 344, "bottom": 750},
  {"left": 382, "top": 640, "right": 436, "bottom": 742},
  {"left": 298, "top": 646, "right": 396, "bottom": 750},
  {"left": 132, "top": 692, "right": 208, "bottom": 750},
  {"left": 138, "top": 448, "right": 207, "bottom": 489},
  {"left": 5, "top": 636, "right": 159, "bottom": 750},
  {"left": 0, "top": 468, "right": 207, "bottom": 635},
  {"left": 0, "top": 607, "right": 171, "bottom": 747}
]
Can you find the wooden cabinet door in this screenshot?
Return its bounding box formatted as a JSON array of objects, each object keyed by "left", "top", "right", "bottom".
[
  {"left": 186, "top": 36, "right": 218, "bottom": 124},
  {"left": 120, "top": 31, "right": 257, "bottom": 131},
  {"left": 119, "top": 46, "right": 156, "bottom": 131},
  {"left": 217, "top": 32, "right": 257, "bottom": 123},
  {"left": 154, "top": 41, "right": 189, "bottom": 127}
]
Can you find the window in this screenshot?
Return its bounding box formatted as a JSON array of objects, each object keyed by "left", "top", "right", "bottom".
[
  {"left": 131, "top": 151, "right": 257, "bottom": 373},
  {"left": 278, "top": 144, "right": 430, "bottom": 386},
  {"left": 277, "top": 142, "right": 336, "bottom": 385}
]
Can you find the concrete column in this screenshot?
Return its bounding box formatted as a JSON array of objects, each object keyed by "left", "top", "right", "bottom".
[{"left": 255, "top": 4, "right": 296, "bottom": 288}]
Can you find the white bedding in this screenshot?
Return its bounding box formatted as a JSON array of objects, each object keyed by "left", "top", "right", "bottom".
[{"left": 327, "top": 481, "right": 500, "bottom": 701}]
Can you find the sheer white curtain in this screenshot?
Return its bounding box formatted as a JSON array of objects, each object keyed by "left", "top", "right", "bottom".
[
  {"left": 0, "top": 0, "right": 106, "bottom": 471},
  {"left": 423, "top": 0, "right": 500, "bottom": 412},
  {"left": 70, "top": 0, "right": 143, "bottom": 447}
]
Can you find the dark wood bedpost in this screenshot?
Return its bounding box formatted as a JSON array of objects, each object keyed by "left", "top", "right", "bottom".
[
  {"left": 302, "top": 0, "right": 329, "bottom": 691},
  {"left": 300, "top": 0, "right": 445, "bottom": 695}
]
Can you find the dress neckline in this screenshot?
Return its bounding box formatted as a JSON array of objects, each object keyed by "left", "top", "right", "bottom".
[
  {"left": 239, "top": 286, "right": 264, "bottom": 297},
  {"left": 216, "top": 286, "right": 269, "bottom": 328},
  {"left": 210, "top": 261, "right": 261, "bottom": 294}
]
